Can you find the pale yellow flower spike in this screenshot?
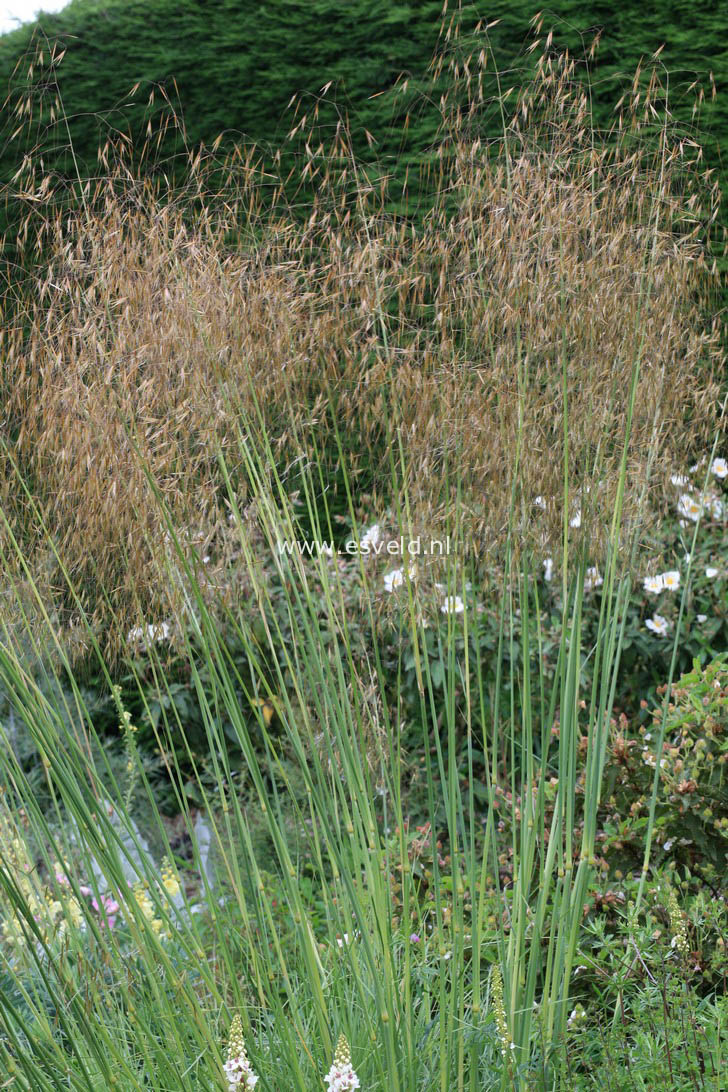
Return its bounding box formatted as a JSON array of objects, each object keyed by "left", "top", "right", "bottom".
[
  {"left": 227, "top": 1014, "right": 247, "bottom": 1063},
  {"left": 490, "top": 964, "right": 513, "bottom": 1057},
  {"left": 160, "top": 857, "right": 181, "bottom": 899},
  {"left": 666, "top": 887, "right": 690, "bottom": 959},
  {"left": 333, "top": 1035, "right": 351, "bottom": 1067}
]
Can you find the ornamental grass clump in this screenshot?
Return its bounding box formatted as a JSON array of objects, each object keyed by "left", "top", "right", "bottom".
[
  {"left": 0, "top": 13, "right": 725, "bottom": 1092},
  {"left": 0, "top": 390, "right": 726, "bottom": 1088},
  {"left": 0, "top": 17, "right": 722, "bottom": 660}
]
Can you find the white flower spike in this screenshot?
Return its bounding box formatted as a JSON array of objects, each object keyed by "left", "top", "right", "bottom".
[
  {"left": 325, "top": 1035, "right": 360, "bottom": 1092},
  {"left": 224, "top": 1015, "right": 258, "bottom": 1090}
]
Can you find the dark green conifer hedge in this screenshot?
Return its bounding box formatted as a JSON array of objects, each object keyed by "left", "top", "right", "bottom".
[{"left": 1, "top": 1, "right": 725, "bottom": 258}]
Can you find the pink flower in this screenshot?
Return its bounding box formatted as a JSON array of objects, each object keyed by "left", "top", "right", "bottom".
[{"left": 91, "top": 894, "right": 119, "bottom": 929}]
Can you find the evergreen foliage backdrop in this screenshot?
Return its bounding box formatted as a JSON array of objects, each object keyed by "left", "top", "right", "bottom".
[{"left": 0, "top": 1, "right": 725, "bottom": 234}]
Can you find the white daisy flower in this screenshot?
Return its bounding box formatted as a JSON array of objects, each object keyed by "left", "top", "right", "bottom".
[
  {"left": 660, "top": 571, "right": 680, "bottom": 592},
  {"left": 707, "top": 495, "right": 724, "bottom": 520},
  {"left": 670, "top": 473, "right": 689, "bottom": 487},
  {"left": 441, "top": 595, "right": 464, "bottom": 615},
  {"left": 584, "top": 566, "right": 603, "bottom": 592},
  {"left": 697, "top": 614, "right": 708, "bottom": 623},
  {"left": 543, "top": 557, "right": 554, "bottom": 582},
  {"left": 359, "top": 524, "right": 381, "bottom": 551},
  {"left": 705, "top": 567, "right": 719, "bottom": 579},
  {"left": 383, "top": 568, "right": 404, "bottom": 592},
  {"left": 711, "top": 457, "right": 728, "bottom": 479},
  {"left": 677, "top": 494, "right": 702, "bottom": 522},
  {"left": 643, "top": 574, "right": 664, "bottom": 594},
  {"left": 383, "top": 564, "right": 416, "bottom": 592},
  {"left": 127, "top": 621, "right": 172, "bottom": 647},
  {"left": 645, "top": 614, "right": 669, "bottom": 637}
]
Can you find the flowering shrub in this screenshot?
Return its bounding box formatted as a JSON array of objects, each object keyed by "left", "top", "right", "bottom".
[
  {"left": 565, "top": 655, "right": 728, "bottom": 998},
  {"left": 72, "top": 439, "right": 725, "bottom": 818},
  {"left": 566, "top": 874, "right": 726, "bottom": 1088},
  {"left": 638, "top": 658, "right": 728, "bottom": 870}
]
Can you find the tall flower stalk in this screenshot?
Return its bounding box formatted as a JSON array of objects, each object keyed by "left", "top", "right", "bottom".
[
  {"left": 325, "top": 1036, "right": 360, "bottom": 1092},
  {"left": 224, "top": 1015, "right": 258, "bottom": 1091}
]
